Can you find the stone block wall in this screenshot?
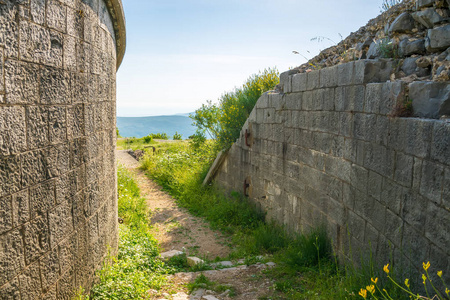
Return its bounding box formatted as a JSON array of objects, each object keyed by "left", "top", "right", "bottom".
[
  {"left": 0, "top": 0, "right": 125, "bottom": 298},
  {"left": 214, "top": 60, "right": 449, "bottom": 286}
]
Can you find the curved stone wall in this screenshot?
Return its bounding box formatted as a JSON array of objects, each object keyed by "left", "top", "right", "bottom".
[
  {"left": 213, "top": 60, "right": 449, "bottom": 287},
  {"left": 0, "top": 0, "right": 125, "bottom": 298}
]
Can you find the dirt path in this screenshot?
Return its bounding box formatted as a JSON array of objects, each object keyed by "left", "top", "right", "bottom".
[
  {"left": 116, "top": 150, "right": 276, "bottom": 300},
  {"left": 116, "top": 150, "right": 231, "bottom": 259}
]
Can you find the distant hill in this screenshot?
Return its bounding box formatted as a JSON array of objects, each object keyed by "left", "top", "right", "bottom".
[{"left": 117, "top": 114, "right": 197, "bottom": 139}]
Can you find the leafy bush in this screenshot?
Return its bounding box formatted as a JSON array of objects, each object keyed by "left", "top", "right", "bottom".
[
  {"left": 191, "top": 68, "right": 279, "bottom": 149},
  {"left": 173, "top": 131, "right": 182, "bottom": 140},
  {"left": 149, "top": 133, "right": 168, "bottom": 140}
]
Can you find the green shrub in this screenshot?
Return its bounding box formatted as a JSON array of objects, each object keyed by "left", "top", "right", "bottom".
[
  {"left": 173, "top": 131, "right": 182, "bottom": 140},
  {"left": 142, "top": 135, "right": 153, "bottom": 143},
  {"left": 191, "top": 68, "right": 279, "bottom": 150},
  {"left": 149, "top": 133, "right": 168, "bottom": 140}
]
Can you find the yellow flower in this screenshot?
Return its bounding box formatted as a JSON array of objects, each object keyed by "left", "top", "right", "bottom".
[
  {"left": 446, "top": 288, "right": 449, "bottom": 295},
  {"left": 437, "top": 270, "right": 442, "bottom": 278},
  {"left": 371, "top": 277, "right": 378, "bottom": 284},
  {"left": 422, "top": 274, "right": 427, "bottom": 284},
  {"left": 359, "top": 288, "right": 367, "bottom": 299},
  {"left": 383, "top": 264, "right": 390, "bottom": 274},
  {"left": 366, "top": 285, "right": 375, "bottom": 294},
  {"left": 423, "top": 261, "right": 430, "bottom": 271},
  {"left": 405, "top": 278, "right": 410, "bottom": 288}
]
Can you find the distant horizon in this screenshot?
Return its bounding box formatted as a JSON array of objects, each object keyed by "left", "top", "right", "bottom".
[{"left": 116, "top": 112, "right": 194, "bottom": 118}]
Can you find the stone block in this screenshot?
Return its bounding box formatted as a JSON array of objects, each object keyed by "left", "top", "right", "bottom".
[
  {"left": 159, "top": 250, "right": 184, "bottom": 260},
  {"left": 412, "top": 8, "right": 444, "bottom": 29},
  {"left": 384, "top": 209, "right": 404, "bottom": 248},
  {"left": 394, "top": 152, "right": 414, "bottom": 187},
  {"left": 405, "top": 118, "right": 433, "bottom": 158},
  {"left": 430, "top": 121, "right": 450, "bottom": 166},
  {"left": 187, "top": 256, "right": 204, "bottom": 267},
  {"left": 401, "top": 193, "right": 427, "bottom": 233},
  {"left": 31, "top": 0, "right": 46, "bottom": 25},
  {"left": 19, "top": 21, "right": 63, "bottom": 67},
  {"left": 426, "top": 24, "right": 450, "bottom": 52},
  {"left": 285, "top": 93, "right": 302, "bottom": 111},
  {"left": 349, "top": 164, "right": 368, "bottom": 193},
  {"left": 63, "top": 35, "right": 77, "bottom": 70},
  {"left": 324, "top": 156, "right": 351, "bottom": 183},
  {"left": 425, "top": 201, "right": 449, "bottom": 254},
  {"left": 0, "top": 106, "right": 27, "bottom": 155},
  {"left": 11, "top": 189, "right": 29, "bottom": 228},
  {"left": 47, "top": 144, "right": 70, "bottom": 179},
  {"left": 47, "top": 0, "right": 67, "bottom": 32},
  {"left": 347, "top": 210, "right": 365, "bottom": 242},
  {"left": 56, "top": 267, "right": 75, "bottom": 300},
  {"left": 21, "top": 149, "right": 48, "bottom": 188},
  {"left": 364, "top": 222, "right": 379, "bottom": 254},
  {"left": 339, "top": 112, "right": 353, "bottom": 137},
  {"left": 375, "top": 115, "right": 389, "bottom": 147},
  {"left": 41, "top": 66, "right": 71, "bottom": 104},
  {"left": 367, "top": 171, "right": 382, "bottom": 201},
  {"left": 24, "top": 215, "right": 50, "bottom": 264},
  {"left": 49, "top": 203, "right": 74, "bottom": 248},
  {"left": 401, "top": 224, "right": 430, "bottom": 263},
  {"left": 410, "top": 81, "right": 450, "bottom": 118},
  {"left": 0, "top": 47, "right": 4, "bottom": 96},
  {"left": 0, "top": 228, "right": 25, "bottom": 287},
  {"left": 0, "top": 2, "right": 19, "bottom": 58},
  {"left": 380, "top": 81, "right": 406, "bottom": 116},
  {"left": 0, "top": 155, "right": 21, "bottom": 198},
  {"left": 67, "top": 7, "right": 84, "bottom": 40},
  {"left": 0, "top": 196, "right": 12, "bottom": 234},
  {"left": 353, "top": 113, "right": 377, "bottom": 141},
  {"left": 330, "top": 134, "right": 345, "bottom": 157},
  {"left": 0, "top": 276, "right": 21, "bottom": 300},
  {"left": 420, "top": 160, "right": 444, "bottom": 205},
  {"left": 398, "top": 38, "right": 426, "bottom": 57},
  {"left": 26, "top": 106, "right": 49, "bottom": 150},
  {"left": 334, "top": 85, "right": 365, "bottom": 112},
  {"left": 306, "top": 70, "right": 320, "bottom": 90},
  {"left": 355, "top": 196, "right": 386, "bottom": 233},
  {"left": 364, "top": 143, "right": 394, "bottom": 178},
  {"left": 4, "top": 59, "right": 40, "bottom": 104},
  {"left": 364, "top": 83, "right": 382, "bottom": 114},
  {"left": 388, "top": 12, "right": 416, "bottom": 34},
  {"left": 76, "top": 42, "right": 92, "bottom": 74},
  {"left": 19, "top": 262, "right": 43, "bottom": 300},
  {"left": 381, "top": 178, "right": 406, "bottom": 215},
  {"left": 67, "top": 105, "right": 85, "bottom": 139},
  {"left": 319, "top": 65, "right": 337, "bottom": 88},
  {"left": 58, "top": 235, "right": 77, "bottom": 274},
  {"left": 48, "top": 106, "right": 67, "bottom": 144},
  {"left": 291, "top": 73, "right": 307, "bottom": 93},
  {"left": 443, "top": 168, "right": 450, "bottom": 210},
  {"left": 39, "top": 248, "right": 59, "bottom": 294},
  {"left": 355, "top": 59, "right": 395, "bottom": 84},
  {"left": 337, "top": 62, "right": 354, "bottom": 86}
]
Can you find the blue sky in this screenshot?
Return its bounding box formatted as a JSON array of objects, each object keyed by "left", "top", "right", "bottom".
[{"left": 116, "top": 0, "right": 382, "bottom": 117}]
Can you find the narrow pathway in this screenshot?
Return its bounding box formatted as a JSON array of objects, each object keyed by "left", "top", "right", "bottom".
[
  {"left": 116, "top": 150, "right": 231, "bottom": 259},
  {"left": 116, "top": 150, "right": 276, "bottom": 300}
]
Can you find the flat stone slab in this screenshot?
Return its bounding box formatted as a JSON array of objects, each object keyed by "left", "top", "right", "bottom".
[
  {"left": 160, "top": 250, "right": 184, "bottom": 260},
  {"left": 187, "top": 256, "right": 204, "bottom": 267}
]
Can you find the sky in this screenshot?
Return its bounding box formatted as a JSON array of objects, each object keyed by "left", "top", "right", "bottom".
[{"left": 116, "top": 0, "right": 382, "bottom": 117}]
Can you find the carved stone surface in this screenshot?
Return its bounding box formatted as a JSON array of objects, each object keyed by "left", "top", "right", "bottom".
[{"left": 0, "top": 0, "right": 124, "bottom": 296}]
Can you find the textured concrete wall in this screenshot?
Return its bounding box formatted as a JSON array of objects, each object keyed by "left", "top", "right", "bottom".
[
  {"left": 214, "top": 60, "right": 449, "bottom": 286},
  {"left": 0, "top": 0, "right": 123, "bottom": 298}
]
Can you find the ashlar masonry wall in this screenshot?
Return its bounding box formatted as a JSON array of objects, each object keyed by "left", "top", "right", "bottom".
[
  {"left": 0, "top": 0, "right": 125, "bottom": 298},
  {"left": 214, "top": 60, "right": 450, "bottom": 286}
]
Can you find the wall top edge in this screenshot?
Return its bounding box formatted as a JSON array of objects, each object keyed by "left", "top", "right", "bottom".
[{"left": 105, "top": 0, "right": 126, "bottom": 70}]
